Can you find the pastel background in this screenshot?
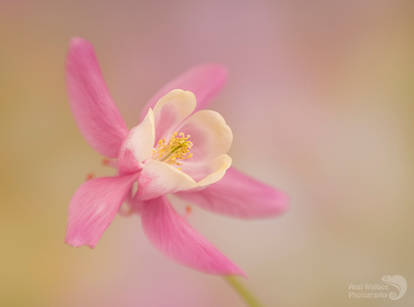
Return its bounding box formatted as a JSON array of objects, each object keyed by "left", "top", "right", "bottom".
[{"left": 1, "top": 1, "right": 413, "bottom": 306}]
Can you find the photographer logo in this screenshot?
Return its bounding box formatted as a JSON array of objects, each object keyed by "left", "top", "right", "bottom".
[{"left": 348, "top": 274, "right": 407, "bottom": 300}]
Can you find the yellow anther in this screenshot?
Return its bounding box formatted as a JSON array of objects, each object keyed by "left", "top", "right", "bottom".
[{"left": 153, "top": 131, "right": 193, "bottom": 166}]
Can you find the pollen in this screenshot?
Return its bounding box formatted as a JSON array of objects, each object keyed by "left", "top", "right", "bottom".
[{"left": 153, "top": 132, "right": 193, "bottom": 166}]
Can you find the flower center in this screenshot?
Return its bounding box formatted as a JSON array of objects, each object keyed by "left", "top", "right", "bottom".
[{"left": 153, "top": 132, "right": 193, "bottom": 166}]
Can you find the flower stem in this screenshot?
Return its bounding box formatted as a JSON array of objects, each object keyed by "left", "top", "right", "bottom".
[{"left": 224, "top": 276, "right": 263, "bottom": 307}]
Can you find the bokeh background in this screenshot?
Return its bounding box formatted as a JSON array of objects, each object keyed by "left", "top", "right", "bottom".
[{"left": 1, "top": 1, "right": 413, "bottom": 306}]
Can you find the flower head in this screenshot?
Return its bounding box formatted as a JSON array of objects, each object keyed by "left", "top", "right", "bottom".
[{"left": 65, "top": 37, "right": 289, "bottom": 276}]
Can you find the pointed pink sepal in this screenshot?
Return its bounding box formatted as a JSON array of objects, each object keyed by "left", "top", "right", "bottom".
[
  {"left": 65, "top": 174, "right": 138, "bottom": 248},
  {"left": 140, "top": 196, "right": 245, "bottom": 276},
  {"left": 66, "top": 37, "right": 129, "bottom": 158},
  {"left": 177, "top": 167, "right": 289, "bottom": 219},
  {"left": 140, "top": 64, "right": 228, "bottom": 119}
]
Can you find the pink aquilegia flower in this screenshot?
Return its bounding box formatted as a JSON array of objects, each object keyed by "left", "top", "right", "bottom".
[{"left": 65, "top": 37, "right": 288, "bottom": 276}]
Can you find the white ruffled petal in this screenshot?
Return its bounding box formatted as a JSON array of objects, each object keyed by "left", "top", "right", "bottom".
[
  {"left": 153, "top": 89, "right": 196, "bottom": 141},
  {"left": 118, "top": 109, "right": 155, "bottom": 173},
  {"left": 138, "top": 160, "right": 197, "bottom": 200}
]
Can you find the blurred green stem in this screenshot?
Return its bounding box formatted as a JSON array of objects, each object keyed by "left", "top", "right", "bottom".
[{"left": 224, "top": 276, "right": 263, "bottom": 307}]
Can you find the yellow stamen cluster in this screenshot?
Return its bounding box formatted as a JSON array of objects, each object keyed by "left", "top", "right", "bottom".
[{"left": 153, "top": 132, "right": 193, "bottom": 166}]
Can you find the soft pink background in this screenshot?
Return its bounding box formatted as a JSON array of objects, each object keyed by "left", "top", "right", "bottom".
[{"left": 1, "top": 1, "right": 413, "bottom": 306}]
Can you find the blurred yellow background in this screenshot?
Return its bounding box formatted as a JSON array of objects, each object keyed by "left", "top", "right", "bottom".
[{"left": 1, "top": 1, "right": 413, "bottom": 306}]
